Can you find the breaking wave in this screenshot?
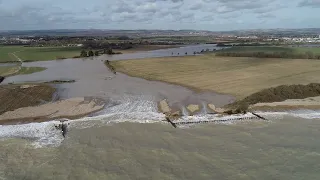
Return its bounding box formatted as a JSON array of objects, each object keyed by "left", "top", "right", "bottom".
[{"left": 0, "top": 96, "right": 319, "bottom": 147}]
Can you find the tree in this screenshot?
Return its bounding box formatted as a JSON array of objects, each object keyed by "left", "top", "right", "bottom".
[
  {"left": 80, "top": 50, "right": 87, "bottom": 57},
  {"left": 106, "top": 48, "right": 113, "bottom": 55},
  {"left": 88, "top": 50, "right": 94, "bottom": 56},
  {"left": 94, "top": 51, "right": 99, "bottom": 56}
]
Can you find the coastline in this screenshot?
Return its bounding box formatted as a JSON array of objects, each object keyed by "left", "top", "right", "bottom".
[
  {"left": 250, "top": 96, "right": 320, "bottom": 111},
  {"left": 0, "top": 97, "right": 105, "bottom": 125}
]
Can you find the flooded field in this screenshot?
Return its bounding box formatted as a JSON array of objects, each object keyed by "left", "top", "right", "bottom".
[
  {"left": 2, "top": 44, "right": 233, "bottom": 107},
  {"left": 1, "top": 115, "right": 320, "bottom": 180},
  {"left": 1, "top": 44, "right": 320, "bottom": 179}
]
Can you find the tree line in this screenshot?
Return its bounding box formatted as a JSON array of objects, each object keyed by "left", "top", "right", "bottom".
[{"left": 79, "top": 48, "right": 121, "bottom": 57}]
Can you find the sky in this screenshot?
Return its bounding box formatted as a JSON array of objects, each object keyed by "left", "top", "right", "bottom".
[{"left": 0, "top": 0, "right": 319, "bottom": 31}]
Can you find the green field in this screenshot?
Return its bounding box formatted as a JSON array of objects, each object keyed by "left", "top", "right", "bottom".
[
  {"left": 0, "top": 46, "right": 22, "bottom": 62},
  {"left": 216, "top": 46, "right": 320, "bottom": 59},
  {"left": 0, "top": 46, "right": 81, "bottom": 62},
  {"left": 0, "top": 66, "right": 46, "bottom": 76},
  {"left": 220, "top": 46, "right": 320, "bottom": 53}
]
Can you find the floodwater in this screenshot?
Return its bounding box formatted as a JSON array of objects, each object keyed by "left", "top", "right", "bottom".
[
  {"left": 2, "top": 44, "right": 234, "bottom": 107},
  {"left": 0, "top": 63, "right": 17, "bottom": 67},
  {"left": 1, "top": 44, "right": 320, "bottom": 179}
]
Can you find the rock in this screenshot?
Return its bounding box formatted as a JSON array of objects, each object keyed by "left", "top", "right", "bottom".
[
  {"left": 0, "top": 76, "right": 4, "bottom": 84},
  {"left": 159, "top": 99, "right": 171, "bottom": 114},
  {"left": 186, "top": 104, "right": 200, "bottom": 115}
]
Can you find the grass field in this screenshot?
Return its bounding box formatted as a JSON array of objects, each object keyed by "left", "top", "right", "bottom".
[
  {"left": 219, "top": 46, "right": 320, "bottom": 54},
  {"left": 216, "top": 46, "right": 320, "bottom": 59},
  {"left": 0, "top": 66, "right": 46, "bottom": 76},
  {"left": 112, "top": 54, "right": 320, "bottom": 99},
  {"left": 0, "top": 46, "right": 81, "bottom": 62},
  {"left": 0, "top": 46, "right": 22, "bottom": 62}
]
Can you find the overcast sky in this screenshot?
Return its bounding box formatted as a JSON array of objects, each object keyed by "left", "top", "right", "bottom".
[{"left": 0, "top": 0, "right": 319, "bottom": 31}]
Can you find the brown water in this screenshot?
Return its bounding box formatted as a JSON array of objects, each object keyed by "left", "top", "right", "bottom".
[
  {"left": 1, "top": 116, "right": 320, "bottom": 180},
  {"left": 2, "top": 44, "right": 234, "bottom": 108}
]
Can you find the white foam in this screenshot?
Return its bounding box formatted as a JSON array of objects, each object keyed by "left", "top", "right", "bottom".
[
  {"left": 289, "top": 109, "right": 320, "bottom": 119},
  {"left": 0, "top": 96, "right": 165, "bottom": 147},
  {"left": 256, "top": 110, "right": 320, "bottom": 119},
  {"left": 1, "top": 96, "right": 319, "bottom": 148},
  {"left": 0, "top": 121, "right": 64, "bottom": 148}
]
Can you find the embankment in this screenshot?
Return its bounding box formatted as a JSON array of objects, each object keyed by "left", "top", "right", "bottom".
[{"left": 227, "top": 83, "right": 320, "bottom": 111}]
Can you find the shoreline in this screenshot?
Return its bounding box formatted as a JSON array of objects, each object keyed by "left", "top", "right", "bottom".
[
  {"left": 0, "top": 97, "right": 105, "bottom": 125},
  {"left": 250, "top": 96, "right": 320, "bottom": 111}
]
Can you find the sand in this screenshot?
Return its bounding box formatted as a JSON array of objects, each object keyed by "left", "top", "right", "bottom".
[
  {"left": 159, "top": 99, "right": 171, "bottom": 114},
  {"left": 251, "top": 96, "right": 320, "bottom": 110},
  {"left": 208, "top": 104, "right": 225, "bottom": 114},
  {"left": 0, "top": 97, "right": 105, "bottom": 125},
  {"left": 186, "top": 104, "right": 200, "bottom": 115}
]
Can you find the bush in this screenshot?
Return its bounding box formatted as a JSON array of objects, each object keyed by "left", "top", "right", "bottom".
[
  {"left": 88, "top": 50, "right": 94, "bottom": 56},
  {"left": 80, "top": 50, "right": 87, "bottom": 57}
]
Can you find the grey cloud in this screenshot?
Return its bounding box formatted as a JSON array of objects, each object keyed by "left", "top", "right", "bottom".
[
  {"left": 258, "top": 13, "right": 276, "bottom": 18},
  {"left": 298, "top": 0, "right": 320, "bottom": 7},
  {"left": 189, "top": 2, "right": 203, "bottom": 10},
  {"left": 204, "top": 0, "right": 280, "bottom": 14}
]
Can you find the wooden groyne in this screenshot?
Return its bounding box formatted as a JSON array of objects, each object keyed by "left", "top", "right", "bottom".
[
  {"left": 165, "top": 113, "right": 267, "bottom": 128},
  {"left": 251, "top": 112, "right": 268, "bottom": 120}
]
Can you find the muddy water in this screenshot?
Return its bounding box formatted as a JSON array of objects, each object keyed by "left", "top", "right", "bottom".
[
  {"left": 1, "top": 115, "right": 320, "bottom": 180},
  {"left": 2, "top": 44, "right": 234, "bottom": 107}
]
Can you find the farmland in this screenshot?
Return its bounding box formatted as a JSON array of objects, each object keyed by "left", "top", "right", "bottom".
[
  {"left": 0, "top": 84, "right": 55, "bottom": 115},
  {"left": 215, "top": 46, "right": 320, "bottom": 59},
  {"left": 0, "top": 66, "right": 46, "bottom": 77},
  {"left": 0, "top": 46, "right": 81, "bottom": 62},
  {"left": 111, "top": 54, "right": 320, "bottom": 99}
]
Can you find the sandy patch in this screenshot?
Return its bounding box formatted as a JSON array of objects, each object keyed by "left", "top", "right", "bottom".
[
  {"left": 186, "top": 104, "right": 200, "bottom": 115},
  {"left": 208, "top": 104, "right": 225, "bottom": 114},
  {"left": 0, "top": 97, "right": 105, "bottom": 125},
  {"left": 159, "top": 99, "right": 171, "bottom": 114},
  {"left": 251, "top": 96, "right": 320, "bottom": 110}
]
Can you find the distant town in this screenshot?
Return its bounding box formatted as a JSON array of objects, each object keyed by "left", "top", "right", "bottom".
[{"left": 1, "top": 28, "right": 320, "bottom": 47}]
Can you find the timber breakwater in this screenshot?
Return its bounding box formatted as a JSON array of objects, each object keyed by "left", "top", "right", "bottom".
[{"left": 158, "top": 99, "right": 267, "bottom": 128}]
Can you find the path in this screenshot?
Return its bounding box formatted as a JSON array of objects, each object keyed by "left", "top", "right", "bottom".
[{"left": 7, "top": 51, "right": 23, "bottom": 76}]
